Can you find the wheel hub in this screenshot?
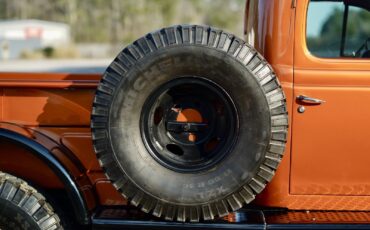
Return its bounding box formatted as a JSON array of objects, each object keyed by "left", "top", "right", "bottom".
[{"left": 140, "top": 77, "right": 238, "bottom": 173}]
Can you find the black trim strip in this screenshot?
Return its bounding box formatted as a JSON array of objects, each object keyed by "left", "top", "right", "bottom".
[
  {"left": 92, "top": 218, "right": 370, "bottom": 230},
  {"left": 0, "top": 128, "right": 90, "bottom": 225},
  {"left": 340, "top": 3, "right": 349, "bottom": 57},
  {"left": 92, "top": 206, "right": 370, "bottom": 229},
  {"left": 93, "top": 219, "right": 264, "bottom": 230}
]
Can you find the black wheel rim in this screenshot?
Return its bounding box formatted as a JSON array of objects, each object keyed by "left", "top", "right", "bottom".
[{"left": 140, "top": 77, "right": 238, "bottom": 173}]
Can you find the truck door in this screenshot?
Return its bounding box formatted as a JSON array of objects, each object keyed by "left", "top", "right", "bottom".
[{"left": 292, "top": 0, "right": 370, "bottom": 195}]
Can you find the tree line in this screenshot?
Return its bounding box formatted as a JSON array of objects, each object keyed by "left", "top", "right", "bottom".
[{"left": 0, "top": 0, "right": 245, "bottom": 45}]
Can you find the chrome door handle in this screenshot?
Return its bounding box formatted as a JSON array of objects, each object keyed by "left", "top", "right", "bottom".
[{"left": 296, "top": 95, "right": 325, "bottom": 104}]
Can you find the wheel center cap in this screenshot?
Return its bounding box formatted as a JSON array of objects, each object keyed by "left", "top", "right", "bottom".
[{"left": 175, "top": 108, "right": 203, "bottom": 142}]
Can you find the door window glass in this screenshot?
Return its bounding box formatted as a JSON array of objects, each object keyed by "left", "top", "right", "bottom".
[{"left": 306, "top": 0, "right": 370, "bottom": 58}]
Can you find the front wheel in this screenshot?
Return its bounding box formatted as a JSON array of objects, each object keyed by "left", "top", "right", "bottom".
[{"left": 0, "top": 171, "right": 62, "bottom": 230}]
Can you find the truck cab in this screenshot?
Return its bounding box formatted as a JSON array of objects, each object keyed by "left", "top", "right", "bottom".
[{"left": 244, "top": 0, "right": 370, "bottom": 210}]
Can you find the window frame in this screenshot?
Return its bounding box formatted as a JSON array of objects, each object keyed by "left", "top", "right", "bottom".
[
  {"left": 305, "top": 0, "right": 370, "bottom": 59},
  {"left": 293, "top": 0, "right": 369, "bottom": 72}
]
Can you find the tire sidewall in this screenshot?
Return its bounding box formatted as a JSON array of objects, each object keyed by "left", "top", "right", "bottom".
[{"left": 108, "top": 45, "right": 271, "bottom": 205}]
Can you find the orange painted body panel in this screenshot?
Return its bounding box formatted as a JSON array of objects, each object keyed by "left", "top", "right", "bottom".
[
  {"left": 2, "top": 88, "right": 94, "bottom": 126},
  {"left": 247, "top": 0, "right": 294, "bottom": 208},
  {"left": 0, "top": 73, "right": 99, "bottom": 126},
  {"left": 253, "top": 0, "right": 370, "bottom": 210},
  {"left": 291, "top": 0, "right": 370, "bottom": 197},
  {"left": 0, "top": 139, "right": 64, "bottom": 188},
  {"left": 0, "top": 0, "right": 369, "bottom": 212}
]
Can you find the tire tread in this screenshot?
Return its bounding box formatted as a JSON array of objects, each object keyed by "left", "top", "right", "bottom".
[{"left": 0, "top": 172, "right": 62, "bottom": 229}]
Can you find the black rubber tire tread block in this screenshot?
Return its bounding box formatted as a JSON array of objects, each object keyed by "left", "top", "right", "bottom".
[
  {"left": 0, "top": 171, "right": 62, "bottom": 230},
  {"left": 91, "top": 25, "right": 288, "bottom": 222}
]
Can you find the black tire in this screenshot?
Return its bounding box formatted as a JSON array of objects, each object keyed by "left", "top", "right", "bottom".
[
  {"left": 0, "top": 172, "right": 62, "bottom": 230},
  {"left": 91, "top": 25, "right": 288, "bottom": 222}
]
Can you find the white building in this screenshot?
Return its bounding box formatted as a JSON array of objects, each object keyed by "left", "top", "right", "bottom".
[{"left": 0, "top": 19, "right": 71, "bottom": 59}]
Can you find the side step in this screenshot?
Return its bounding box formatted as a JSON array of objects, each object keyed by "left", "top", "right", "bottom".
[{"left": 92, "top": 206, "right": 370, "bottom": 230}]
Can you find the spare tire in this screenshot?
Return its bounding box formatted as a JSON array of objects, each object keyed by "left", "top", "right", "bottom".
[{"left": 91, "top": 25, "right": 288, "bottom": 222}]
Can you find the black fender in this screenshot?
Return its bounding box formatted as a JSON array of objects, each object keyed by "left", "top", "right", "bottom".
[{"left": 0, "top": 128, "right": 90, "bottom": 225}]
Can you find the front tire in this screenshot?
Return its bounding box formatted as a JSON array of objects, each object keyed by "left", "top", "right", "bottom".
[{"left": 0, "top": 172, "right": 62, "bottom": 230}]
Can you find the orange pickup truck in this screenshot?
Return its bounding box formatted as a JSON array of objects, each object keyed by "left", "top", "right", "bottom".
[{"left": 0, "top": 0, "right": 370, "bottom": 229}]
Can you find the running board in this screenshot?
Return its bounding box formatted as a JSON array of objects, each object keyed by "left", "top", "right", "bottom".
[{"left": 92, "top": 206, "right": 370, "bottom": 229}]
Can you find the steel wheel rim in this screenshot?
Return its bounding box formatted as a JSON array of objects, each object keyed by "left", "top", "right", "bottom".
[{"left": 140, "top": 77, "right": 239, "bottom": 173}]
